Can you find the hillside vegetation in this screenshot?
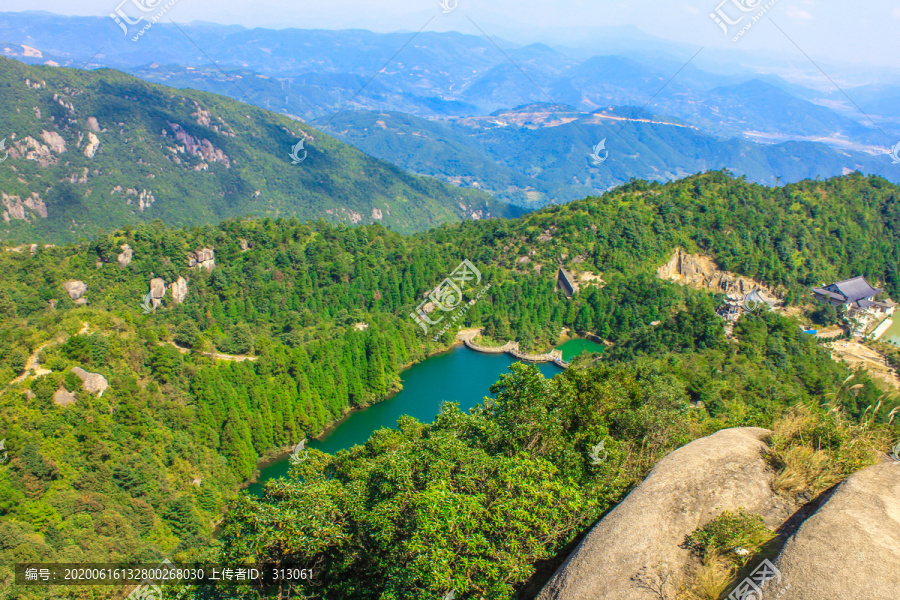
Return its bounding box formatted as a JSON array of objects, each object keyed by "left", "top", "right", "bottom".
[
  {"left": 0, "top": 57, "right": 517, "bottom": 244},
  {"left": 0, "top": 172, "right": 898, "bottom": 598}
]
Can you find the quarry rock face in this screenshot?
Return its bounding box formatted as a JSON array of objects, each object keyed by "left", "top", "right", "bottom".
[
  {"left": 62, "top": 280, "right": 87, "bottom": 300},
  {"left": 760, "top": 461, "right": 900, "bottom": 600},
  {"left": 71, "top": 367, "right": 109, "bottom": 396},
  {"left": 188, "top": 248, "right": 215, "bottom": 271},
  {"left": 657, "top": 248, "right": 777, "bottom": 298},
  {"left": 169, "top": 276, "right": 188, "bottom": 303},
  {"left": 538, "top": 428, "right": 782, "bottom": 600}
]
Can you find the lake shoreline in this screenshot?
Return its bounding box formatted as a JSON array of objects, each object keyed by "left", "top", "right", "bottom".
[
  {"left": 242, "top": 335, "right": 606, "bottom": 493},
  {"left": 241, "top": 340, "right": 461, "bottom": 490}
]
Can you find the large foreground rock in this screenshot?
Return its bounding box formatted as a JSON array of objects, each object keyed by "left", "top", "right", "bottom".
[
  {"left": 761, "top": 461, "right": 900, "bottom": 600},
  {"left": 538, "top": 427, "right": 781, "bottom": 600}
]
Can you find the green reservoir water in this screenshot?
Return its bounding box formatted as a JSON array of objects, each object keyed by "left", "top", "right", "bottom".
[
  {"left": 883, "top": 318, "right": 900, "bottom": 347},
  {"left": 246, "top": 345, "right": 563, "bottom": 496},
  {"left": 556, "top": 338, "right": 606, "bottom": 361}
]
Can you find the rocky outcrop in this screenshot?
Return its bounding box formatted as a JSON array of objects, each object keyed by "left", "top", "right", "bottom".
[
  {"left": 8, "top": 135, "right": 58, "bottom": 166},
  {"left": 163, "top": 121, "right": 231, "bottom": 167},
  {"left": 71, "top": 367, "right": 108, "bottom": 397},
  {"left": 760, "top": 461, "right": 900, "bottom": 599},
  {"left": 188, "top": 248, "right": 215, "bottom": 271},
  {"left": 149, "top": 278, "right": 166, "bottom": 309},
  {"left": 2, "top": 192, "right": 47, "bottom": 223},
  {"left": 40, "top": 130, "right": 66, "bottom": 154},
  {"left": 658, "top": 248, "right": 777, "bottom": 298},
  {"left": 169, "top": 277, "right": 188, "bottom": 303},
  {"left": 538, "top": 428, "right": 789, "bottom": 600},
  {"left": 83, "top": 132, "right": 100, "bottom": 158},
  {"left": 136, "top": 189, "right": 155, "bottom": 212},
  {"left": 53, "top": 388, "right": 77, "bottom": 406},
  {"left": 117, "top": 244, "right": 133, "bottom": 268},
  {"left": 62, "top": 280, "right": 87, "bottom": 301}
]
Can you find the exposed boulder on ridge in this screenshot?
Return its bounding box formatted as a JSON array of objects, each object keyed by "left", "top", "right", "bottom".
[
  {"left": 71, "top": 367, "right": 108, "bottom": 397},
  {"left": 188, "top": 248, "right": 215, "bottom": 271},
  {"left": 117, "top": 243, "right": 133, "bottom": 268},
  {"left": 62, "top": 280, "right": 87, "bottom": 300},
  {"left": 760, "top": 460, "right": 900, "bottom": 600},
  {"left": 538, "top": 427, "right": 792, "bottom": 600}
]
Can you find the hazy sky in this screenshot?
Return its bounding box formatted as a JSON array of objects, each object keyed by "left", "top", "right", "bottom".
[{"left": 7, "top": 0, "right": 900, "bottom": 69}]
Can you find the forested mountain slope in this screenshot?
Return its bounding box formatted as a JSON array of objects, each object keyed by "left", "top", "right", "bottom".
[
  {"left": 0, "top": 172, "right": 898, "bottom": 598},
  {"left": 0, "top": 57, "right": 517, "bottom": 244}
]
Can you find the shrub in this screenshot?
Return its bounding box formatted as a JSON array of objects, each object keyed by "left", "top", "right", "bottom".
[
  {"left": 174, "top": 321, "right": 200, "bottom": 349},
  {"left": 686, "top": 509, "right": 776, "bottom": 569}
]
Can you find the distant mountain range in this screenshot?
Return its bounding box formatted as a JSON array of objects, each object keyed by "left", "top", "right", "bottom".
[
  {"left": 1, "top": 12, "right": 898, "bottom": 149},
  {"left": 1, "top": 11, "right": 900, "bottom": 228},
  {"left": 316, "top": 104, "right": 899, "bottom": 207},
  {"left": 0, "top": 57, "right": 517, "bottom": 244}
]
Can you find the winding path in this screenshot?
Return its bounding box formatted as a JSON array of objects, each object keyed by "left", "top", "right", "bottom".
[
  {"left": 11, "top": 322, "right": 90, "bottom": 384},
  {"left": 161, "top": 341, "right": 258, "bottom": 362}
]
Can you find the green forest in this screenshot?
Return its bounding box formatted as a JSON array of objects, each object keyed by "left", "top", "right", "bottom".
[{"left": 0, "top": 171, "right": 898, "bottom": 598}]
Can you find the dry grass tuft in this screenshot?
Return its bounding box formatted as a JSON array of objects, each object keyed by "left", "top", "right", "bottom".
[
  {"left": 678, "top": 550, "right": 733, "bottom": 600},
  {"left": 765, "top": 404, "right": 891, "bottom": 500},
  {"left": 770, "top": 445, "right": 835, "bottom": 497}
]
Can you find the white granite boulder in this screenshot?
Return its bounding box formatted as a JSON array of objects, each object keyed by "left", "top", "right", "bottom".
[
  {"left": 71, "top": 367, "right": 108, "bottom": 397},
  {"left": 62, "top": 280, "right": 87, "bottom": 300}
]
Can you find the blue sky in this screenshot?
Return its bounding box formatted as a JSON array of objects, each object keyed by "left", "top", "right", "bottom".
[{"left": 8, "top": 0, "right": 900, "bottom": 69}]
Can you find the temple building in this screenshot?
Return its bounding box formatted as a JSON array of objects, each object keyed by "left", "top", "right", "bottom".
[{"left": 811, "top": 276, "right": 895, "bottom": 317}]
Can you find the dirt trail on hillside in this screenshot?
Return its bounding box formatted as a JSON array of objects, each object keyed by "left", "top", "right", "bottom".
[
  {"left": 11, "top": 322, "right": 89, "bottom": 384},
  {"left": 161, "top": 341, "right": 258, "bottom": 362}
]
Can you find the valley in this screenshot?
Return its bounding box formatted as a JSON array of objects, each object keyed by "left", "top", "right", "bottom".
[
  {"left": 319, "top": 104, "right": 895, "bottom": 207},
  {"left": 0, "top": 5, "right": 899, "bottom": 600},
  {"left": 0, "top": 171, "right": 898, "bottom": 599}
]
